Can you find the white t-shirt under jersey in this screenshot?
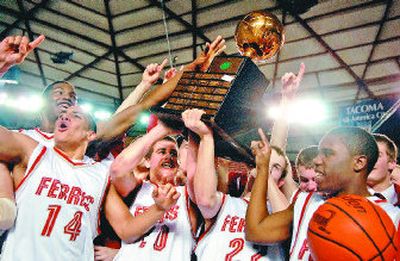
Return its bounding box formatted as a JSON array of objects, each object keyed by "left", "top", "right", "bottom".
[{"left": 1, "top": 145, "right": 110, "bottom": 261}]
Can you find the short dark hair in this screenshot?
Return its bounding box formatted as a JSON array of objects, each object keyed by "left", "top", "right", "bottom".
[
  {"left": 42, "top": 81, "right": 75, "bottom": 99},
  {"left": 325, "top": 127, "right": 378, "bottom": 174},
  {"left": 145, "top": 136, "right": 177, "bottom": 159},
  {"left": 296, "top": 145, "right": 319, "bottom": 169},
  {"left": 373, "top": 133, "right": 398, "bottom": 162}
]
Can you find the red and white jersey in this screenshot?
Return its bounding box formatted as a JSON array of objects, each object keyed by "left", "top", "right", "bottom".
[
  {"left": 194, "top": 194, "right": 284, "bottom": 261},
  {"left": 18, "top": 128, "right": 54, "bottom": 147},
  {"left": 114, "top": 182, "right": 194, "bottom": 261},
  {"left": 1, "top": 145, "right": 110, "bottom": 261},
  {"left": 289, "top": 192, "right": 400, "bottom": 261}
]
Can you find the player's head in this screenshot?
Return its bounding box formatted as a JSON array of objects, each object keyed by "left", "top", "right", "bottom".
[
  {"left": 367, "top": 134, "right": 398, "bottom": 189},
  {"left": 41, "top": 81, "right": 77, "bottom": 121},
  {"left": 296, "top": 145, "right": 319, "bottom": 192},
  {"left": 313, "top": 126, "right": 378, "bottom": 195},
  {"left": 145, "top": 136, "right": 179, "bottom": 185},
  {"left": 54, "top": 105, "right": 96, "bottom": 147},
  {"left": 269, "top": 146, "right": 289, "bottom": 188}
]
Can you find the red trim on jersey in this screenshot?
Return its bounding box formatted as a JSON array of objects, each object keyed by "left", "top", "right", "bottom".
[
  {"left": 291, "top": 188, "right": 302, "bottom": 204},
  {"left": 53, "top": 147, "right": 85, "bottom": 166},
  {"left": 289, "top": 192, "right": 313, "bottom": 256},
  {"left": 34, "top": 128, "right": 54, "bottom": 140},
  {"left": 97, "top": 175, "right": 111, "bottom": 235},
  {"left": 195, "top": 193, "right": 227, "bottom": 246},
  {"left": 16, "top": 146, "right": 47, "bottom": 192},
  {"left": 242, "top": 197, "right": 250, "bottom": 204}
]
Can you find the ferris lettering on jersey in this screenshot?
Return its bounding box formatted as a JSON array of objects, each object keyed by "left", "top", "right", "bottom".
[
  {"left": 35, "top": 176, "right": 95, "bottom": 212},
  {"left": 221, "top": 215, "right": 246, "bottom": 233},
  {"left": 134, "top": 205, "right": 179, "bottom": 222}
]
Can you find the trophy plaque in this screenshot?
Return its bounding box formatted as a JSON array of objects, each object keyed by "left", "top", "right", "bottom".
[{"left": 152, "top": 55, "right": 269, "bottom": 164}]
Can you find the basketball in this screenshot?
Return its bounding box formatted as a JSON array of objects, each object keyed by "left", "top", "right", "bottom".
[{"left": 307, "top": 194, "right": 398, "bottom": 261}]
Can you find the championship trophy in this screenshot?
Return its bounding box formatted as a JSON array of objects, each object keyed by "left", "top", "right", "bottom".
[{"left": 152, "top": 11, "right": 285, "bottom": 164}]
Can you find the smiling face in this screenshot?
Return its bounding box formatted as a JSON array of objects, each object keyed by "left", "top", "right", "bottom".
[
  {"left": 367, "top": 142, "right": 394, "bottom": 189},
  {"left": 147, "top": 139, "right": 179, "bottom": 185},
  {"left": 54, "top": 106, "right": 95, "bottom": 147},
  {"left": 313, "top": 134, "right": 355, "bottom": 195},
  {"left": 298, "top": 165, "right": 318, "bottom": 192},
  {"left": 43, "top": 82, "right": 77, "bottom": 122}
]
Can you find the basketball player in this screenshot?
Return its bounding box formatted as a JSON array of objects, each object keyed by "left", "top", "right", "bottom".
[
  {"left": 246, "top": 126, "right": 400, "bottom": 261},
  {"left": 182, "top": 109, "right": 285, "bottom": 260},
  {"left": 367, "top": 133, "right": 399, "bottom": 205},
  {"left": 0, "top": 105, "right": 181, "bottom": 260},
  {"left": 295, "top": 146, "right": 319, "bottom": 193},
  {"left": 0, "top": 34, "right": 45, "bottom": 238}
]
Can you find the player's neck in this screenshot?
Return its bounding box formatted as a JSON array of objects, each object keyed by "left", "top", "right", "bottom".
[
  {"left": 339, "top": 175, "right": 371, "bottom": 197},
  {"left": 54, "top": 142, "right": 87, "bottom": 161},
  {"left": 370, "top": 176, "right": 391, "bottom": 193},
  {"left": 40, "top": 117, "right": 55, "bottom": 133}
]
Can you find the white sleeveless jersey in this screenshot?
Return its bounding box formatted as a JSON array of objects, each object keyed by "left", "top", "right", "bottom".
[
  {"left": 289, "top": 192, "right": 400, "bottom": 261},
  {"left": 1, "top": 145, "right": 110, "bottom": 261},
  {"left": 194, "top": 194, "right": 284, "bottom": 261},
  {"left": 114, "top": 182, "right": 194, "bottom": 261},
  {"left": 18, "top": 128, "right": 54, "bottom": 147}
]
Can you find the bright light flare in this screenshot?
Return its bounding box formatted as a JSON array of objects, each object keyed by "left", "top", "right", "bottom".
[
  {"left": 267, "top": 98, "right": 328, "bottom": 125},
  {"left": 81, "top": 103, "right": 93, "bottom": 113},
  {"left": 94, "top": 110, "right": 111, "bottom": 120}
]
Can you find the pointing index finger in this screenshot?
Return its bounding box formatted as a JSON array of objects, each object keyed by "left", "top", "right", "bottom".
[{"left": 297, "top": 62, "right": 305, "bottom": 81}]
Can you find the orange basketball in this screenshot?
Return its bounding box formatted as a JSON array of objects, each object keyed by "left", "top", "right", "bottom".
[{"left": 307, "top": 194, "right": 398, "bottom": 261}]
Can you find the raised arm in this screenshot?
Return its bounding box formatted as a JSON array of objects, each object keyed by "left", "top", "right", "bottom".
[
  {"left": 0, "top": 35, "right": 45, "bottom": 77},
  {"left": 270, "top": 63, "right": 305, "bottom": 199},
  {"left": 0, "top": 126, "right": 37, "bottom": 164},
  {"left": 95, "top": 36, "right": 226, "bottom": 142},
  {"left": 245, "top": 129, "right": 293, "bottom": 244},
  {"left": 105, "top": 183, "right": 179, "bottom": 243},
  {"left": 110, "top": 123, "right": 174, "bottom": 196},
  {"left": 182, "top": 109, "right": 222, "bottom": 219}
]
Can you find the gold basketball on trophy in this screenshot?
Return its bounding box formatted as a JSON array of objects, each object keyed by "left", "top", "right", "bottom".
[{"left": 235, "top": 10, "right": 285, "bottom": 63}]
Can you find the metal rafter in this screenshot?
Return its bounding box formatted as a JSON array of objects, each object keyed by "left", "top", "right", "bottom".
[
  {"left": 288, "top": 11, "right": 375, "bottom": 98},
  {"left": 191, "top": 0, "right": 197, "bottom": 60},
  {"left": 64, "top": 50, "right": 112, "bottom": 81},
  {"left": 148, "top": 0, "right": 211, "bottom": 43},
  {"left": 104, "top": 0, "right": 123, "bottom": 101},
  {"left": 16, "top": 0, "right": 47, "bottom": 86},
  {"left": 0, "top": 0, "right": 50, "bottom": 39},
  {"left": 1, "top": 5, "right": 146, "bottom": 72}
]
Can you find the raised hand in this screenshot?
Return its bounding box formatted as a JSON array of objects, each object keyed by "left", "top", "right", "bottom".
[
  {"left": 281, "top": 63, "right": 305, "bottom": 99},
  {"left": 152, "top": 183, "right": 180, "bottom": 211},
  {"left": 163, "top": 67, "right": 177, "bottom": 83},
  {"left": 250, "top": 128, "right": 271, "bottom": 168},
  {"left": 182, "top": 109, "right": 212, "bottom": 138},
  {"left": 142, "top": 58, "right": 169, "bottom": 85},
  {"left": 0, "top": 35, "right": 45, "bottom": 73},
  {"left": 186, "top": 35, "right": 226, "bottom": 72}
]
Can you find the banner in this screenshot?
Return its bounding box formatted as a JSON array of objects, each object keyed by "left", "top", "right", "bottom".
[{"left": 339, "top": 98, "right": 396, "bottom": 131}]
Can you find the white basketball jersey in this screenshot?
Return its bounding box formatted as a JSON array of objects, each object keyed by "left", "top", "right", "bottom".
[
  {"left": 1, "top": 145, "right": 110, "bottom": 261},
  {"left": 289, "top": 192, "right": 400, "bottom": 261},
  {"left": 194, "top": 194, "right": 284, "bottom": 261},
  {"left": 114, "top": 182, "right": 194, "bottom": 261},
  {"left": 18, "top": 128, "right": 54, "bottom": 147}
]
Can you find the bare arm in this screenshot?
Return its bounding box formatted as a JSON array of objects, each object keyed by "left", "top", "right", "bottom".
[
  {"left": 109, "top": 123, "right": 173, "bottom": 196},
  {"left": 95, "top": 36, "right": 226, "bottom": 142},
  {"left": 245, "top": 129, "right": 293, "bottom": 244},
  {"left": 0, "top": 163, "right": 16, "bottom": 230},
  {"left": 0, "top": 126, "right": 36, "bottom": 165},
  {"left": 105, "top": 184, "right": 179, "bottom": 243},
  {"left": 182, "top": 109, "right": 222, "bottom": 219},
  {"left": 270, "top": 63, "right": 305, "bottom": 200}
]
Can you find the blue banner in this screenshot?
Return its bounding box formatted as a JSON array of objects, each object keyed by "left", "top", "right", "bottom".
[{"left": 339, "top": 98, "right": 396, "bottom": 131}]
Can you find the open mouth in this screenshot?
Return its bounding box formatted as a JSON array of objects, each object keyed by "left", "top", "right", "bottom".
[
  {"left": 58, "top": 121, "right": 69, "bottom": 132},
  {"left": 56, "top": 100, "right": 73, "bottom": 110},
  {"left": 161, "top": 162, "right": 175, "bottom": 169}
]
